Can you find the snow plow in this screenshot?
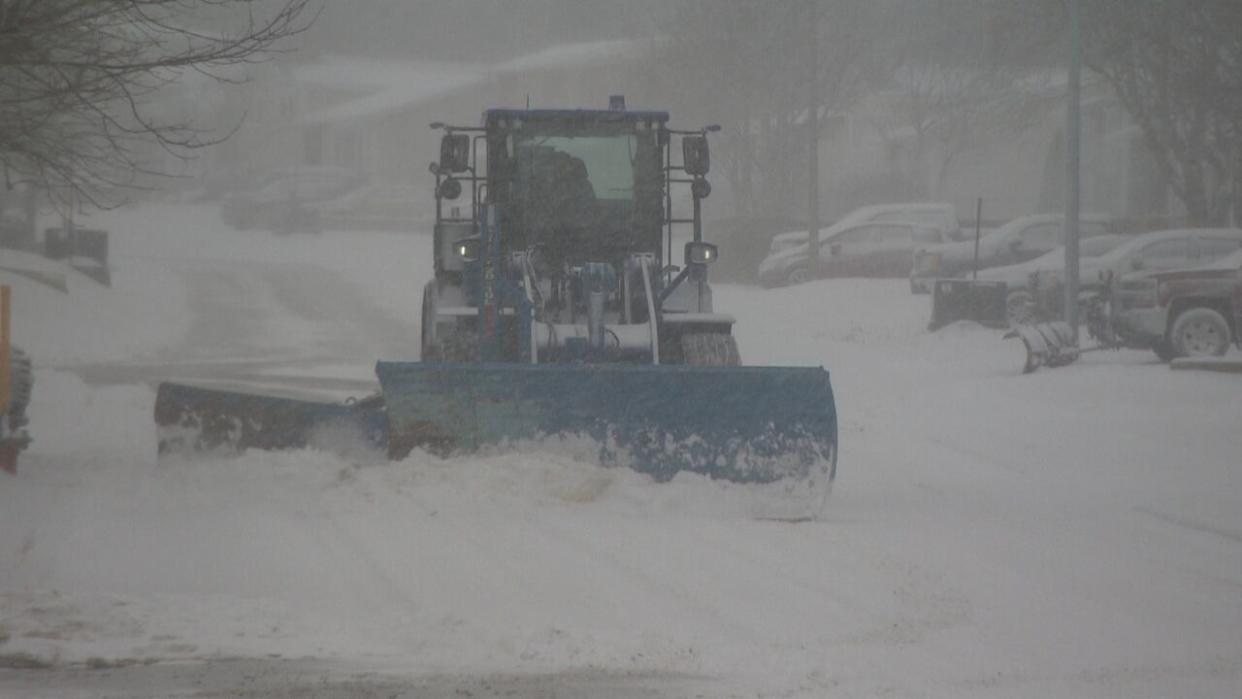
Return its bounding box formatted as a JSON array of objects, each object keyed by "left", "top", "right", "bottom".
[
  {"left": 928, "top": 279, "right": 1008, "bottom": 331},
  {"left": 155, "top": 101, "right": 838, "bottom": 494},
  {"left": 1006, "top": 284, "right": 1122, "bottom": 373}
]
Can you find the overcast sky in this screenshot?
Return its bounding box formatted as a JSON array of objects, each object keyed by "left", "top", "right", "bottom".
[{"left": 300, "top": 0, "right": 677, "bottom": 62}]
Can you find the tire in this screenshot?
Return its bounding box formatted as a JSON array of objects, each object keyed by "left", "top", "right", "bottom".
[
  {"left": 420, "top": 283, "right": 436, "bottom": 360},
  {"left": 680, "top": 333, "right": 741, "bottom": 366},
  {"left": 1151, "top": 338, "right": 1176, "bottom": 362},
  {"left": 420, "top": 282, "right": 476, "bottom": 362},
  {"left": 423, "top": 330, "right": 477, "bottom": 363},
  {"left": 785, "top": 266, "right": 812, "bottom": 286},
  {"left": 1169, "top": 307, "right": 1231, "bottom": 358},
  {"left": 1005, "top": 290, "right": 1036, "bottom": 327}
]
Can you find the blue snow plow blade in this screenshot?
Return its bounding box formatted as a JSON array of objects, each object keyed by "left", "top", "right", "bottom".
[{"left": 376, "top": 361, "right": 837, "bottom": 484}]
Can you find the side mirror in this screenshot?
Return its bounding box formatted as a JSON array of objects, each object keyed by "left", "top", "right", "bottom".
[
  {"left": 439, "top": 134, "right": 470, "bottom": 173},
  {"left": 682, "top": 135, "right": 710, "bottom": 176},
  {"left": 684, "top": 241, "right": 718, "bottom": 266}
]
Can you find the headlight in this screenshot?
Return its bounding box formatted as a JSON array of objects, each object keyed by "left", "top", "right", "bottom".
[
  {"left": 684, "top": 241, "right": 718, "bottom": 266},
  {"left": 453, "top": 237, "right": 479, "bottom": 262}
]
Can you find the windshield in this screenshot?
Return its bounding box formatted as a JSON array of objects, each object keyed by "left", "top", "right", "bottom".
[
  {"left": 1027, "top": 234, "right": 1130, "bottom": 266},
  {"left": 515, "top": 134, "right": 638, "bottom": 202},
  {"left": 1095, "top": 232, "right": 1177, "bottom": 264}
]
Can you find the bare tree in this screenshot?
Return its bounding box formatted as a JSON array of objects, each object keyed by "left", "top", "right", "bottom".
[
  {"left": 1086, "top": 0, "right": 1242, "bottom": 225},
  {"left": 656, "top": 0, "right": 879, "bottom": 219},
  {"left": 0, "top": 0, "right": 315, "bottom": 207},
  {"left": 872, "top": 0, "right": 1057, "bottom": 199}
]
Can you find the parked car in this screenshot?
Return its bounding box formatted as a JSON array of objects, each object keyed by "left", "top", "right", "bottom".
[
  {"left": 764, "top": 202, "right": 960, "bottom": 257},
  {"left": 220, "top": 167, "right": 372, "bottom": 233},
  {"left": 1030, "top": 228, "right": 1242, "bottom": 322},
  {"left": 975, "top": 233, "right": 1132, "bottom": 325},
  {"left": 1111, "top": 248, "right": 1242, "bottom": 360},
  {"left": 910, "top": 213, "right": 1116, "bottom": 294},
  {"left": 707, "top": 215, "right": 805, "bottom": 284},
  {"left": 759, "top": 220, "right": 946, "bottom": 287}
]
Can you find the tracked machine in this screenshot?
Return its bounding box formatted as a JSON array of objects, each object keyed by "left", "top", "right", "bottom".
[{"left": 156, "top": 100, "right": 838, "bottom": 497}]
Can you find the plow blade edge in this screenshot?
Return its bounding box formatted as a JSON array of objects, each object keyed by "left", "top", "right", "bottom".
[
  {"left": 155, "top": 382, "right": 388, "bottom": 456},
  {"left": 376, "top": 361, "right": 837, "bottom": 485}
]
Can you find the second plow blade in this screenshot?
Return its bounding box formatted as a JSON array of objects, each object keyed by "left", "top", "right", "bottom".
[
  {"left": 1005, "top": 321, "right": 1081, "bottom": 373},
  {"left": 154, "top": 382, "right": 388, "bottom": 457},
  {"left": 377, "top": 361, "right": 838, "bottom": 512}
]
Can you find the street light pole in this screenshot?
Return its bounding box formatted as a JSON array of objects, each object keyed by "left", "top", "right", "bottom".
[
  {"left": 1064, "top": 0, "right": 1082, "bottom": 341},
  {"left": 807, "top": 0, "right": 821, "bottom": 279}
]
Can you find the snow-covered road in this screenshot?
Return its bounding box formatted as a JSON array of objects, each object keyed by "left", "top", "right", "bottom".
[{"left": 1, "top": 204, "right": 1240, "bottom": 697}]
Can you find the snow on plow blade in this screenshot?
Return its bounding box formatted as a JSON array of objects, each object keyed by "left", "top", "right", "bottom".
[
  {"left": 1005, "top": 321, "right": 1081, "bottom": 373},
  {"left": 154, "top": 382, "right": 388, "bottom": 456},
  {"left": 376, "top": 361, "right": 837, "bottom": 486}
]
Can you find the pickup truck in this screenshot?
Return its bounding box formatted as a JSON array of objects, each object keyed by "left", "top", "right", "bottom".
[
  {"left": 1030, "top": 228, "right": 1242, "bottom": 326},
  {"left": 1111, "top": 248, "right": 1242, "bottom": 360}
]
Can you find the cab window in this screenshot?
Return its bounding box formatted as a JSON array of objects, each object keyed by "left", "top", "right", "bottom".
[{"left": 1136, "top": 239, "right": 1189, "bottom": 267}]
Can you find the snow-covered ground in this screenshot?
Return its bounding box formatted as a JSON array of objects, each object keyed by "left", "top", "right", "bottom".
[{"left": 1, "top": 204, "right": 1241, "bottom": 697}]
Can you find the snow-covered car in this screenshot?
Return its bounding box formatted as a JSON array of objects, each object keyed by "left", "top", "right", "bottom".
[
  {"left": 707, "top": 215, "right": 805, "bottom": 284},
  {"left": 1030, "top": 227, "right": 1242, "bottom": 321},
  {"left": 975, "top": 233, "right": 1131, "bottom": 325},
  {"left": 1111, "top": 248, "right": 1242, "bottom": 360},
  {"left": 219, "top": 167, "right": 372, "bottom": 233},
  {"left": 763, "top": 202, "right": 959, "bottom": 259},
  {"left": 910, "top": 213, "right": 1116, "bottom": 294},
  {"left": 759, "top": 220, "right": 947, "bottom": 287}
]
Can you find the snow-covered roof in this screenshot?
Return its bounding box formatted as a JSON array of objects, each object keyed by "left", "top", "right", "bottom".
[
  {"left": 300, "top": 60, "right": 488, "bottom": 124},
  {"left": 495, "top": 38, "right": 651, "bottom": 74}
]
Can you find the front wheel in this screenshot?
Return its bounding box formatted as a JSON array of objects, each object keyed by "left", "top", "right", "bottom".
[
  {"left": 420, "top": 282, "right": 437, "bottom": 360},
  {"left": 1169, "top": 307, "right": 1231, "bottom": 358},
  {"left": 785, "top": 266, "right": 813, "bottom": 286}
]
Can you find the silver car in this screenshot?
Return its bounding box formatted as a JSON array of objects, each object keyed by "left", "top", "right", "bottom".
[
  {"left": 910, "top": 213, "right": 1115, "bottom": 294},
  {"left": 976, "top": 234, "right": 1131, "bottom": 325},
  {"left": 759, "top": 221, "right": 945, "bottom": 287},
  {"left": 1029, "top": 228, "right": 1242, "bottom": 322}
]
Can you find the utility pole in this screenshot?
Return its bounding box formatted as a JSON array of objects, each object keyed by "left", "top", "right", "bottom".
[
  {"left": 1064, "top": 0, "right": 1082, "bottom": 341},
  {"left": 807, "top": 0, "right": 821, "bottom": 278}
]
